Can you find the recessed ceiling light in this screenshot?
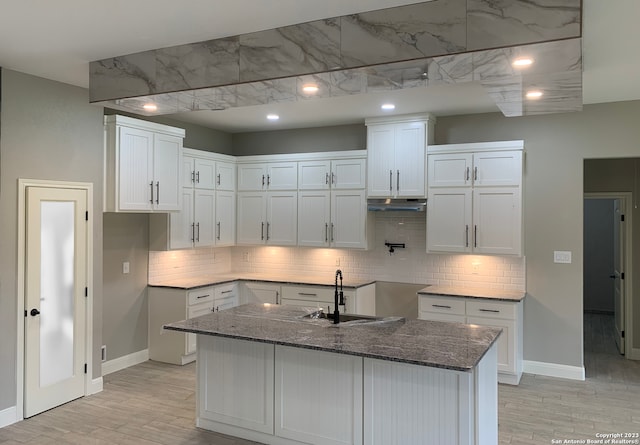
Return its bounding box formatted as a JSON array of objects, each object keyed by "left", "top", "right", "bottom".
[
  {"left": 267, "top": 113, "right": 280, "bottom": 121},
  {"left": 381, "top": 103, "right": 396, "bottom": 111},
  {"left": 302, "top": 84, "right": 319, "bottom": 94},
  {"left": 525, "top": 90, "right": 543, "bottom": 99},
  {"left": 143, "top": 103, "right": 158, "bottom": 111},
  {"left": 512, "top": 58, "right": 534, "bottom": 68}
]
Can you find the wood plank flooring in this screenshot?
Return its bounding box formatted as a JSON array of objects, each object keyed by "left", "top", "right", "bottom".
[{"left": 2, "top": 314, "right": 639, "bottom": 444}]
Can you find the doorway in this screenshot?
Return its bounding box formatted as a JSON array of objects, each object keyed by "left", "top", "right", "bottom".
[
  {"left": 583, "top": 193, "right": 632, "bottom": 364},
  {"left": 17, "top": 179, "right": 94, "bottom": 420}
]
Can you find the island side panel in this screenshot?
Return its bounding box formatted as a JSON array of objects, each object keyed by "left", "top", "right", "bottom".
[
  {"left": 474, "top": 343, "right": 498, "bottom": 445},
  {"left": 197, "top": 335, "right": 275, "bottom": 435},
  {"left": 275, "top": 345, "right": 363, "bottom": 445}
]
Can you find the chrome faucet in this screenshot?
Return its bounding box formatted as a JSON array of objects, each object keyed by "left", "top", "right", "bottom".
[{"left": 334, "top": 269, "right": 345, "bottom": 324}]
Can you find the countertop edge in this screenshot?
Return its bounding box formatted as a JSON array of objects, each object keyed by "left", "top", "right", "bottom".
[
  {"left": 417, "top": 287, "right": 526, "bottom": 302},
  {"left": 149, "top": 277, "right": 377, "bottom": 290}
]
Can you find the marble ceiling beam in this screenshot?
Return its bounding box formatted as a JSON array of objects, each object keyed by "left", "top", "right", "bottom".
[{"left": 90, "top": 0, "right": 581, "bottom": 105}]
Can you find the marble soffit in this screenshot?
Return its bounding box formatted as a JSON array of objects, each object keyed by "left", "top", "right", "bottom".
[{"left": 89, "top": 0, "right": 583, "bottom": 118}]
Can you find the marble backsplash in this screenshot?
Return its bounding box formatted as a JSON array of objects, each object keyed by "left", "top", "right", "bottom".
[{"left": 149, "top": 212, "right": 525, "bottom": 291}]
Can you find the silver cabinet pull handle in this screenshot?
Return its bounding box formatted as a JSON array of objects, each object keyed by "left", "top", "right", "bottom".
[
  {"left": 196, "top": 294, "right": 210, "bottom": 299},
  {"left": 325, "top": 223, "right": 328, "bottom": 242},
  {"left": 465, "top": 225, "right": 469, "bottom": 247},
  {"left": 191, "top": 223, "right": 195, "bottom": 242},
  {"left": 466, "top": 167, "right": 470, "bottom": 181},
  {"left": 191, "top": 171, "right": 195, "bottom": 183},
  {"left": 156, "top": 181, "right": 160, "bottom": 204},
  {"left": 261, "top": 222, "right": 264, "bottom": 240},
  {"left": 266, "top": 222, "right": 270, "bottom": 241},
  {"left": 479, "top": 308, "right": 500, "bottom": 313},
  {"left": 217, "top": 222, "right": 221, "bottom": 240},
  {"left": 267, "top": 175, "right": 271, "bottom": 186},
  {"left": 276, "top": 291, "right": 279, "bottom": 305},
  {"left": 326, "top": 172, "right": 329, "bottom": 185},
  {"left": 474, "top": 225, "right": 478, "bottom": 248},
  {"left": 221, "top": 290, "right": 233, "bottom": 294},
  {"left": 262, "top": 175, "right": 265, "bottom": 187},
  {"left": 196, "top": 222, "right": 200, "bottom": 242},
  {"left": 432, "top": 304, "right": 452, "bottom": 309},
  {"left": 474, "top": 166, "right": 478, "bottom": 181},
  {"left": 196, "top": 171, "right": 200, "bottom": 184},
  {"left": 331, "top": 223, "right": 335, "bottom": 242},
  {"left": 298, "top": 292, "right": 317, "bottom": 297},
  {"left": 389, "top": 170, "right": 393, "bottom": 193},
  {"left": 397, "top": 170, "right": 400, "bottom": 193},
  {"left": 332, "top": 172, "right": 336, "bottom": 185},
  {"left": 149, "top": 182, "right": 154, "bottom": 204},
  {"left": 217, "top": 173, "right": 221, "bottom": 186}
]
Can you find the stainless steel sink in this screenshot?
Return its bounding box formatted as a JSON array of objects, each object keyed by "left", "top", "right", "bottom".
[{"left": 302, "top": 311, "right": 387, "bottom": 323}]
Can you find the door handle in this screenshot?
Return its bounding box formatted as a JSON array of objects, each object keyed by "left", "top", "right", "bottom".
[
  {"left": 325, "top": 223, "right": 328, "bottom": 242},
  {"left": 217, "top": 173, "right": 221, "bottom": 186},
  {"left": 396, "top": 170, "right": 400, "bottom": 193},
  {"left": 465, "top": 167, "right": 470, "bottom": 181},
  {"left": 156, "top": 181, "right": 160, "bottom": 204},
  {"left": 149, "top": 182, "right": 154, "bottom": 204},
  {"left": 30, "top": 308, "right": 40, "bottom": 316},
  {"left": 196, "top": 222, "right": 200, "bottom": 242},
  {"left": 331, "top": 223, "right": 335, "bottom": 242},
  {"left": 262, "top": 175, "right": 265, "bottom": 188},
  {"left": 389, "top": 170, "right": 393, "bottom": 193},
  {"left": 217, "top": 222, "right": 221, "bottom": 240},
  {"left": 196, "top": 171, "right": 200, "bottom": 184},
  {"left": 267, "top": 175, "right": 271, "bottom": 186},
  {"left": 465, "top": 225, "right": 469, "bottom": 247},
  {"left": 326, "top": 172, "right": 329, "bottom": 185},
  {"left": 191, "top": 223, "right": 195, "bottom": 242},
  {"left": 474, "top": 166, "right": 478, "bottom": 181},
  {"left": 261, "top": 222, "right": 264, "bottom": 240},
  {"left": 266, "top": 222, "right": 270, "bottom": 241},
  {"left": 474, "top": 225, "right": 478, "bottom": 248},
  {"left": 191, "top": 171, "right": 195, "bottom": 183}
]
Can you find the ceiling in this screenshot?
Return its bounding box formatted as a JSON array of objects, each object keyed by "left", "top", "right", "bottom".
[{"left": 0, "top": 0, "right": 638, "bottom": 133}]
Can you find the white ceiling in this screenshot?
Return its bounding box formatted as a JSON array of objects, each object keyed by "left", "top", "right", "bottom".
[{"left": 0, "top": 0, "right": 638, "bottom": 133}]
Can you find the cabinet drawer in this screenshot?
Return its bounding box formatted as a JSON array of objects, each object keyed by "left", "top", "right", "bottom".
[
  {"left": 418, "top": 295, "right": 465, "bottom": 315},
  {"left": 187, "top": 287, "right": 214, "bottom": 306},
  {"left": 214, "top": 283, "right": 237, "bottom": 299},
  {"left": 466, "top": 300, "right": 515, "bottom": 320},
  {"left": 418, "top": 311, "right": 466, "bottom": 323},
  {"left": 281, "top": 285, "right": 333, "bottom": 303}
]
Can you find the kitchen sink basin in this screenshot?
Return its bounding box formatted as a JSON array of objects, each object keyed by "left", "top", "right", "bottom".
[{"left": 302, "top": 311, "right": 385, "bottom": 323}]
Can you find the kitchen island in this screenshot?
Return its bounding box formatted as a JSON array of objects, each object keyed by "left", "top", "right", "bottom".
[{"left": 165, "top": 303, "right": 501, "bottom": 445}]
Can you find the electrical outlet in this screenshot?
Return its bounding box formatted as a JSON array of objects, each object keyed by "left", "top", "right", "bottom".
[
  {"left": 122, "top": 261, "right": 130, "bottom": 274},
  {"left": 101, "top": 345, "right": 107, "bottom": 362},
  {"left": 554, "top": 251, "right": 572, "bottom": 264},
  {"left": 335, "top": 257, "right": 340, "bottom": 266},
  {"left": 472, "top": 263, "right": 480, "bottom": 274},
  {"left": 242, "top": 251, "right": 249, "bottom": 262}
]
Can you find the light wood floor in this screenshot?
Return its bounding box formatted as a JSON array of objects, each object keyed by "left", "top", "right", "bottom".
[{"left": 2, "top": 315, "right": 639, "bottom": 445}]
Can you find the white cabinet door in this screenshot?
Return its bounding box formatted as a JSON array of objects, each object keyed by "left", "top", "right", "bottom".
[
  {"left": 275, "top": 346, "right": 362, "bottom": 445},
  {"left": 331, "top": 190, "right": 367, "bottom": 249},
  {"left": 367, "top": 124, "right": 396, "bottom": 197},
  {"left": 118, "top": 126, "right": 154, "bottom": 211},
  {"left": 267, "top": 162, "right": 298, "bottom": 190},
  {"left": 427, "top": 188, "right": 472, "bottom": 253},
  {"left": 152, "top": 133, "right": 181, "bottom": 211},
  {"left": 194, "top": 158, "right": 216, "bottom": 190},
  {"left": 194, "top": 189, "right": 216, "bottom": 247},
  {"left": 473, "top": 187, "right": 522, "bottom": 255},
  {"left": 243, "top": 282, "right": 281, "bottom": 305},
  {"left": 427, "top": 153, "right": 473, "bottom": 188},
  {"left": 237, "top": 163, "right": 267, "bottom": 191},
  {"left": 266, "top": 191, "right": 297, "bottom": 246},
  {"left": 473, "top": 150, "right": 522, "bottom": 187},
  {"left": 215, "top": 161, "right": 236, "bottom": 191},
  {"left": 298, "top": 191, "right": 331, "bottom": 247},
  {"left": 236, "top": 192, "right": 267, "bottom": 245},
  {"left": 215, "top": 191, "right": 236, "bottom": 246},
  {"left": 298, "top": 160, "right": 331, "bottom": 190},
  {"left": 186, "top": 303, "right": 214, "bottom": 354},
  {"left": 467, "top": 316, "right": 515, "bottom": 375},
  {"left": 331, "top": 159, "right": 366, "bottom": 189},
  {"left": 394, "top": 121, "right": 426, "bottom": 197},
  {"left": 169, "top": 188, "right": 195, "bottom": 250},
  {"left": 182, "top": 156, "right": 196, "bottom": 188}
]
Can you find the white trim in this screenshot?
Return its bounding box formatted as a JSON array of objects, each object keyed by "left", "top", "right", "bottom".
[
  {"left": 16, "top": 179, "right": 95, "bottom": 420},
  {"left": 584, "top": 192, "right": 634, "bottom": 359},
  {"left": 523, "top": 360, "right": 585, "bottom": 381},
  {"left": 0, "top": 406, "right": 18, "bottom": 428},
  {"left": 104, "top": 114, "right": 185, "bottom": 137},
  {"left": 428, "top": 140, "right": 524, "bottom": 154},
  {"left": 102, "top": 349, "right": 149, "bottom": 376},
  {"left": 235, "top": 149, "right": 367, "bottom": 164},
  {"left": 365, "top": 112, "right": 435, "bottom": 126},
  {"left": 183, "top": 147, "right": 237, "bottom": 163},
  {"left": 88, "top": 377, "right": 103, "bottom": 395}
]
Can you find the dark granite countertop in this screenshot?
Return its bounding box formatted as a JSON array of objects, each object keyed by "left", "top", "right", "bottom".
[
  {"left": 418, "top": 285, "right": 526, "bottom": 302},
  {"left": 164, "top": 303, "right": 502, "bottom": 372}
]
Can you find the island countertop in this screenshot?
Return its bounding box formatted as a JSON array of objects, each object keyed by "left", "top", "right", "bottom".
[{"left": 164, "top": 303, "right": 502, "bottom": 372}]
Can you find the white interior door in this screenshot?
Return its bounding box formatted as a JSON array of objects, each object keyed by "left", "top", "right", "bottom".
[
  {"left": 24, "top": 187, "right": 87, "bottom": 418},
  {"left": 613, "top": 198, "right": 625, "bottom": 354}
]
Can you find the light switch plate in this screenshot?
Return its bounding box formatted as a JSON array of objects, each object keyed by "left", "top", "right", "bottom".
[
  {"left": 554, "top": 251, "right": 572, "bottom": 264},
  {"left": 122, "top": 261, "right": 130, "bottom": 274}
]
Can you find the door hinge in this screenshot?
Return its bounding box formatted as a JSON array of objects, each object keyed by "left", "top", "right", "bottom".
[
  {"left": 24, "top": 310, "right": 27, "bottom": 317},
  {"left": 85, "top": 211, "right": 89, "bottom": 221},
  {"left": 84, "top": 363, "right": 87, "bottom": 374},
  {"left": 622, "top": 331, "right": 625, "bottom": 338},
  {"left": 621, "top": 214, "right": 625, "bottom": 222},
  {"left": 85, "top": 287, "right": 88, "bottom": 297},
  {"left": 621, "top": 273, "right": 625, "bottom": 280}
]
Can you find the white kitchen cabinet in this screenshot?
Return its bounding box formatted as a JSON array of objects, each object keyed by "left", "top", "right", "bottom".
[
  {"left": 242, "top": 282, "right": 282, "bottom": 305},
  {"left": 297, "top": 189, "right": 369, "bottom": 249},
  {"left": 280, "top": 283, "right": 376, "bottom": 316},
  {"left": 214, "top": 191, "right": 236, "bottom": 246},
  {"left": 104, "top": 115, "right": 184, "bottom": 212},
  {"left": 236, "top": 191, "right": 297, "bottom": 246},
  {"left": 149, "top": 283, "right": 239, "bottom": 365},
  {"left": 426, "top": 141, "right": 524, "bottom": 256},
  {"left": 365, "top": 114, "right": 435, "bottom": 198},
  {"left": 216, "top": 161, "right": 236, "bottom": 191},
  {"left": 237, "top": 162, "right": 297, "bottom": 191},
  {"left": 418, "top": 294, "right": 523, "bottom": 385},
  {"left": 298, "top": 158, "right": 366, "bottom": 190},
  {"left": 183, "top": 156, "right": 216, "bottom": 189}
]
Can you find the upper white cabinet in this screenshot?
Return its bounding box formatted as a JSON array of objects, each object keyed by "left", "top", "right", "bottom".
[
  {"left": 236, "top": 191, "right": 297, "bottom": 246},
  {"left": 298, "top": 158, "right": 366, "bottom": 190},
  {"left": 104, "top": 115, "right": 184, "bottom": 212},
  {"left": 426, "top": 141, "right": 524, "bottom": 256},
  {"left": 237, "top": 162, "right": 297, "bottom": 191},
  {"left": 365, "top": 114, "right": 435, "bottom": 199},
  {"left": 149, "top": 148, "right": 236, "bottom": 250}
]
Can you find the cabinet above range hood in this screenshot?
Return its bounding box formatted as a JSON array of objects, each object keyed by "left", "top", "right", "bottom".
[{"left": 367, "top": 199, "right": 426, "bottom": 212}]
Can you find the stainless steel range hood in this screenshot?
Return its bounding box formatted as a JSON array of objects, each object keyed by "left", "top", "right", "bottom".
[{"left": 367, "top": 199, "right": 426, "bottom": 212}]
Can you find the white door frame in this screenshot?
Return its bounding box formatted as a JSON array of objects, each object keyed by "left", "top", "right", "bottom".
[
  {"left": 16, "top": 179, "right": 96, "bottom": 422},
  {"left": 584, "top": 192, "right": 636, "bottom": 359}
]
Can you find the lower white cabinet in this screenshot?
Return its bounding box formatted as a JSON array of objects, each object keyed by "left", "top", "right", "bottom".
[
  {"left": 148, "top": 283, "right": 239, "bottom": 365},
  {"left": 419, "top": 294, "right": 523, "bottom": 385},
  {"left": 241, "top": 281, "right": 281, "bottom": 304},
  {"left": 280, "top": 283, "right": 376, "bottom": 316}
]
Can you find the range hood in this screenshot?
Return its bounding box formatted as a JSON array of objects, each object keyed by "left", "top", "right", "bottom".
[{"left": 367, "top": 199, "right": 426, "bottom": 212}]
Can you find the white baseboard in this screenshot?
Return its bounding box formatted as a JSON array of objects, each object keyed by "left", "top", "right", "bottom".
[
  {"left": 0, "top": 405, "right": 18, "bottom": 428},
  {"left": 102, "top": 349, "right": 149, "bottom": 376},
  {"left": 523, "top": 360, "right": 585, "bottom": 381},
  {"left": 626, "top": 347, "right": 640, "bottom": 361},
  {"left": 88, "top": 377, "right": 103, "bottom": 395}
]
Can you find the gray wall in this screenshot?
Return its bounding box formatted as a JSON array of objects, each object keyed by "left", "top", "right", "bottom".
[
  {"left": 232, "top": 123, "right": 366, "bottom": 156},
  {"left": 435, "top": 100, "right": 640, "bottom": 367},
  {"left": 583, "top": 199, "right": 615, "bottom": 313},
  {"left": 0, "top": 69, "right": 105, "bottom": 410},
  {"left": 104, "top": 109, "right": 233, "bottom": 154},
  {"left": 102, "top": 213, "right": 149, "bottom": 360}
]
